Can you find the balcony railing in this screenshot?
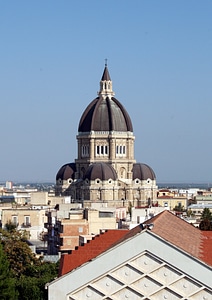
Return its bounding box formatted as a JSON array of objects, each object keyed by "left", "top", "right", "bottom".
[{"left": 21, "top": 223, "right": 31, "bottom": 228}]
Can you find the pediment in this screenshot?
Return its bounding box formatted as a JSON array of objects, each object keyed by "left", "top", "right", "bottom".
[{"left": 68, "top": 251, "right": 212, "bottom": 299}]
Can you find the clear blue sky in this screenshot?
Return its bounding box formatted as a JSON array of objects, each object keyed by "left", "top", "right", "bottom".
[{"left": 0, "top": 1, "right": 212, "bottom": 183}]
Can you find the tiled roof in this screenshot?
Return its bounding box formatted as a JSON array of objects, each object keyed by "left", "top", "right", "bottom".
[
  {"left": 145, "top": 210, "right": 202, "bottom": 258},
  {"left": 59, "top": 229, "right": 128, "bottom": 276},
  {"left": 59, "top": 210, "right": 212, "bottom": 276},
  {"left": 145, "top": 210, "right": 212, "bottom": 266},
  {"left": 200, "top": 230, "right": 212, "bottom": 266}
]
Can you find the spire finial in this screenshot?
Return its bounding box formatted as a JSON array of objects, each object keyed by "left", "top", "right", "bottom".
[{"left": 105, "top": 58, "right": 108, "bottom": 67}]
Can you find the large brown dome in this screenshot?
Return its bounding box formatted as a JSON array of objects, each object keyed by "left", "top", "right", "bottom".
[{"left": 78, "top": 96, "right": 133, "bottom": 133}]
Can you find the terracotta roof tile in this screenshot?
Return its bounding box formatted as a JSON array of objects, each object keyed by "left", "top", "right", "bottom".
[
  {"left": 145, "top": 210, "right": 211, "bottom": 264},
  {"left": 59, "top": 229, "right": 128, "bottom": 276},
  {"left": 200, "top": 231, "right": 212, "bottom": 266}
]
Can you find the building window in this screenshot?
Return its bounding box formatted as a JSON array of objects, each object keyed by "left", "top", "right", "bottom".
[
  {"left": 116, "top": 144, "right": 126, "bottom": 156},
  {"left": 82, "top": 144, "right": 89, "bottom": 157},
  {"left": 12, "top": 216, "right": 18, "bottom": 226},
  {"left": 25, "top": 216, "right": 30, "bottom": 226},
  {"left": 99, "top": 211, "right": 113, "bottom": 218},
  {"left": 97, "top": 145, "right": 100, "bottom": 155},
  {"left": 96, "top": 144, "right": 108, "bottom": 156}
]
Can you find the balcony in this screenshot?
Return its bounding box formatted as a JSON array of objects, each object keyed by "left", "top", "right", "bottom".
[{"left": 21, "top": 223, "right": 31, "bottom": 228}]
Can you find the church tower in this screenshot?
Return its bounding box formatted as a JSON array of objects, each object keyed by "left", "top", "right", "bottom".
[{"left": 56, "top": 64, "right": 157, "bottom": 208}]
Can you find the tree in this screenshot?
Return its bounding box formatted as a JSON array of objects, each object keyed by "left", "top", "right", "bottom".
[
  {"left": 0, "top": 228, "right": 38, "bottom": 277},
  {"left": 0, "top": 228, "right": 59, "bottom": 299},
  {"left": 16, "top": 261, "right": 59, "bottom": 300},
  {"left": 174, "top": 203, "right": 184, "bottom": 212},
  {"left": 201, "top": 207, "right": 212, "bottom": 221},
  {"left": 0, "top": 242, "right": 17, "bottom": 299},
  {"left": 5, "top": 220, "right": 18, "bottom": 232},
  {"left": 199, "top": 208, "right": 212, "bottom": 230}
]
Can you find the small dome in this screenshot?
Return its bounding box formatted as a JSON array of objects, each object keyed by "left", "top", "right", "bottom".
[
  {"left": 132, "top": 163, "right": 156, "bottom": 180},
  {"left": 56, "top": 163, "right": 76, "bottom": 181},
  {"left": 84, "top": 162, "right": 117, "bottom": 181}
]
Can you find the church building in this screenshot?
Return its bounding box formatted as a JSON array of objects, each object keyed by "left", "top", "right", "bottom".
[{"left": 55, "top": 64, "right": 157, "bottom": 208}]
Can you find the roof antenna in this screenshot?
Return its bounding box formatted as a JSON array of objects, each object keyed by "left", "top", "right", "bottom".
[{"left": 105, "top": 58, "right": 108, "bottom": 67}]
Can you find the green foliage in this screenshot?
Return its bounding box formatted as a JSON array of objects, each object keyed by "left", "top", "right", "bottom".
[
  {"left": 186, "top": 208, "right": 193, "bottom": 217},
  {"left": 174, "top": 204, "right": 184, "bottom": 212},
  {"left": 16, "top": 276, "right": 40, "bottom": 300},
  {"left": 199, "top": 207, "right": 212, "bottom": 230},
  {"left": 0, "top": 228, "right": 59, "bottom": 299},
  {"left": 15, "top": 262, "right": 58, "bottom": 300},
  {"left": 0, "top": 242, "right": 18, "bottom": 299},
  {"left": 5, "top": 220, "right": 18, "bottom": 232},
  {"left": 201, "top": 207, "right": 212, "bottom": 221},
  {"left": 0, "top": 228, "right": 37, "bottom": 277}
]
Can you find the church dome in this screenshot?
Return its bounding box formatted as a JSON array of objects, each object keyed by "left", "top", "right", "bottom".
[
  {"left": 84, "top": 162, "right": 117, "bottom": 181},
  {"left": 78, "top": 65, "right": 133, "bottom": 133},
  {"left": 132, "top": 163, "right": 156, "bottom": 180},
  {"left": 56, "top": 163, "right": 76, "bottom": 181}
]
